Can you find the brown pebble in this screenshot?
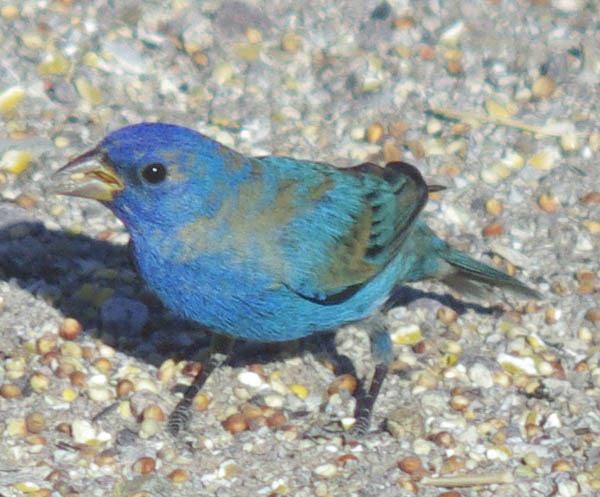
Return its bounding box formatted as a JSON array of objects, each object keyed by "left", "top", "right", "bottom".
[
  {"left": 367, "top": 123, "right": 384, "bottom": 143},
  {"left": 438, "top": 492, "right": 462, "bottom": 497},
  {"left": 182, "top": 361, "right": 203, "bottom": 378},
  {"left": 15, "top": 192, "right": 37, "bottom": 208},
  {"left": 168, "top": 469, "right": 189, "bottom": 484},
  {"left": 532, "top": 75, "right": 555, "bottom": 98},
  {"left": 95, "top": 450, "right": 115, "bottom": 467},
  {"left": 398, "top": 456, "right": 424, "bottom": 479},
  {"left": 0, "top": 383, "right": 22, "bottom": 398},
  {"left": 483, "top": 223, "right": 503, "bottom": 237},
  {"left": 133, "top": 456, "right": 156, "bottom": 474},
  {"left": 247, "top": 415, "right": 268, "bottom": 430},
  {"left": 412, "top": 339, "right": 433, "bottom": 354},
  {"left": 419, "top": 45, "right": 435, "bottom": 60},
  {"left": 338, "top": 454, "right": 359, "bottom": 466},
  {"left": 56, "top": 422, "right": 72, "bottom": 434},
  {"left": 193, "top": 393, "right": 211, "bottom": 412},
  {"left": 25, "top": 412, "right": 46, "bottom": 433},
  {"left": 577, "top": 271, "right": 596, "bottom": 294},
  {"left": 432, "top": 431, "right": 455, "bottom": 448},
  {"left": 446, "top": 60, "right": 463, "bottom": 75},
  {"left": 441, "top": 455, "right": 465, "bottom": 474},
  {"left": 59, "top": 318, "right": 82, "bottom": 340},
  {"left": 393, "top": 16, "right": 414, "bottom": 29},
  {"left": 575, "top": 360, "right": 589, "bottom": 372},
  {"left": 69, "top": 371, "right": 86, "bottom": 388},
  {"left": 266, "top": 411, "right": 287, "bottom": 428},
  {"left": 328, "top": 374, "right": 358, "bottom": 395},
  {"left": 397, "top": 478, "right": 419, "bottom": 493},
  {"left": 142, "top": 405, "right": 164, "bottom": 421},
  {"left": 383, "top": 140, "right": 402, "bottom": 162},
  {"left": 222, "top": 413, "right": 248, "bottom": 433},
  {"left": 437, "top": 306, "right": 458, "bottom": 324},
  {"left": 93, "top": 357, "right": 111, "bottom": 373},
  {"left": 389, "top": 121, "right": 409, "bottom": 136},
  {"left": 581, "top": 192, "right": 600, "bottom": 206},
  {"left": 551, "top": 459, "right": 573, "bottom": 473},
  {"left": 538, "top": 193, "right": 558, "bottom": 213},
  {"left": 585, "top": 308, "right": 600, "bottom": 322},
  {"left": 281, "top": 32, "right": 302, "bottom": 52},
  {"left": 116, "top": 379, "right": 134, "bottom": 397}
]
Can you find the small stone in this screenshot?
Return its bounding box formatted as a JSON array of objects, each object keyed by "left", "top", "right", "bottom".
[
  {"left": 538, "top": 193, "right": 558, "bottom": 213},
  {"left": 367, "top": 123, "right": 384, "bottom": 143},
  {"left": 432, "top": 431, "right": 455, "bottom": 448},
  {"left": 223, "top": 413, "right": 248, "bottom": 433},
  {"left": 139, "top": 418, "right": 160, "bottom": 439},
  {"left": 38, "top": 52, "right": 69, "bottom": 76},
  {"left": 486, "top": 199, "right": 503, "bottom": 216},
  {"left": 0, "top": 86, "right": 25, "bottom": 113},
  {"left": 468, "top": 363, "right": 494, "bottom": 388},
  {"left": 1, "top": 149, "right": 32, "bottom": 174},
  {"left": 581, "top": 192, "right": 600, "bottom": 206},
  {"left": 383, "top": 140, "right": 402, "bottom": 162},
  {"left": 532, "top": 76, "right": 555, "bottom": 98},
  {"left": 75, "top": 77, "right": 104, "bottom": 105},
  {"left": 6, "top": 419, "right": 27, "bottom": 436},
  {"left": 282, "top": 32, "right": 302, "bottom": 52},
  {"left": 264, "top": 394, "right": 284, "bottom": 409},
  {"left": 583, "top": 221, "right": 600, "bottom": 234},
  {"left": 385, "top": 408, "right": 425, "bottom": 440},
  {"left": 237, "top": 371, "right": 263, "bottom": 388},
  {"left": 88, "top": 387, "right": 113, "bottom": 403},
  {"left": 289, "top": 384, "right": 309, "bottom": 399},
  {"left": 439, "top": 20, "right": 465, "bottom": 47},
  {"left": 437, "top": 306, "right": 458, "bottom": 324},
  {"left": 584, "top": 308, "right": 600, "bottom": 322},
  {"left": 0, "top": 384, "right": 21, "bottom": 398},
  {"left": 498, "top": 353, "right": 537, "bottom": 375},
  {"left": 314, "top": 463, "right": 338, "bottom": 479},
  {"left": 168, "top": 469, "right": 189, "bottom": 484},
  {"left": 328, "top": 374, "right": 358, "bottom": 395},
  {"left": 483, "top": 223, "right": 503, "bottom": 237},
  {"left": 1, "top": 4, "right": 19, "bottom": 19},
  {"left": 528, "top": 147, "right": 560, "bottom": 171},
  {"left": 391, "top": 324, "right": 422, "bottom": 344},
  {"left": 72, "top": 420, "right": 96, "bottom": 444},
  {"left": 30, "top": 373, "right": 50, "bottom": 393},
  {"left": 560, "top": 133, "right": 579, "bottom": 152},
  {"left": 551, "top": 460, "right": 573, "bottom": 473},
  {"left": 449, "top": 394, "right": 470, "bottom": 411},
  {"left": 116, "top": 379, "right": 134, "bottom": 397},
  {"left": 25, "top": 412, "right": 45, "bottom": 433},
  {"left": 193, "top": 393, "right": 211, "bottom": 412},
  {"left": 59, "top": 317, "right": 83, "bottom": 340},
  {"left": 133, "top": 457, "right": 156, "bottom": 474},
  {"left": 398, "top": 456, "right": 423, "bottom": 478}
]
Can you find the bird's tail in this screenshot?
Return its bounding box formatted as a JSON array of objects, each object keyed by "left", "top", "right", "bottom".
[{"left": 435, "top": 246, "right": 540, "bottom": 299}]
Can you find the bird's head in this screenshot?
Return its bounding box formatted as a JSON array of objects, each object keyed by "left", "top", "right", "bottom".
[{"left": 50, "top": 122, "right": 233, "bottom": 229}]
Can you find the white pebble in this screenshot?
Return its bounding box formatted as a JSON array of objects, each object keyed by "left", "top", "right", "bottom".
[
  {"left": 87, "top": 386, "right": 113, "bottom": 403},
  {"left": 264, "top": 394, "right": 285, "bottom": 409},
  {"left": 237, "top": 371, "right": 263, "bottom": 388},
  {"left": 468, "top": 363, "right": 494, "bottom": 389},
  {"left": 497, "top": 353, "right": 538, "bottom": 375},
  {"left": 72, "top": 420, "right": 96, "bottom": 444},
  {"left": 314, "top": 463, "right": 337, "bottom": 479}
]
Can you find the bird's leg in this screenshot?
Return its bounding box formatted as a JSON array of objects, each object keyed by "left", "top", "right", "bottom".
[
  {"left": 352, "top": 314, "right": 392, "bottom": 435},
  {"left": 168, "top": 333, "right": 235, "bottom": 435}
]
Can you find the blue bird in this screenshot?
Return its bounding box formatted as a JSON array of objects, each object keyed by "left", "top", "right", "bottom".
[{"left": 51, "top": 123, "right": 538, "bottom": 435}]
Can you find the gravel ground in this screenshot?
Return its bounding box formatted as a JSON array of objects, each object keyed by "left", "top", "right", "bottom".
[{"left": 1, "top": 0, "right": 599, "bottom": 496}]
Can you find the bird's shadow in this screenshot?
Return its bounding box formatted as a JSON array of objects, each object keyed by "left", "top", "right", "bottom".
[{"left": 0, "top": 217, "right": 500, "bottom": 372}]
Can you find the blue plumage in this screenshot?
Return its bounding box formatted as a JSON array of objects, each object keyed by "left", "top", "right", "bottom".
[{"left": 52, "top": 122, "right": 538, "bottom": 435}]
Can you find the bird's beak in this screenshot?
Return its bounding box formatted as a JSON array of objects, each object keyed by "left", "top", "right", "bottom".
[{"left": 49, "top": 148, "right": 124, "bottom": 202}]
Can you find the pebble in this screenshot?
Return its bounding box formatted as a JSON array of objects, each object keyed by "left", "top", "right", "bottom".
[
  {"left": 72, "top": 420, "right": 97, "bottom": 444},
  {"left": 314, "top": 463, "right": 338, "bottom": 479},
  {"left": 237, "top": 371, "right": 263, "bottom": 388},
  {"left": 1, "top": 149, "right": 32, "bottom": 174},
  {"left": 0, "top": 86, "right": 25, "bottom": 113}
]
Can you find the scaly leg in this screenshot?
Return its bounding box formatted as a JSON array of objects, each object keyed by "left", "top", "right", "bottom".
[
  {"left": 351, "top": 314, "right": 392, "bottom": 435},
  {"left": 168, "top": 333, "right": 235, "bottom": 435}
]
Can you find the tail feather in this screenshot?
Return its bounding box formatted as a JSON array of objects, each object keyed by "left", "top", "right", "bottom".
[{"left": 437, "top": 248, "right": 541, "bottom": 300}]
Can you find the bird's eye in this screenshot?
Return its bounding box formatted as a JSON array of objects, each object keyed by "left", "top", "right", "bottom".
[{"left": 141, "top": 163, "right": 167, "bottom": 184}]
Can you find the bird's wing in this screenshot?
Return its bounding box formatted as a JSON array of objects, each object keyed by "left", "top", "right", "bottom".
[{"left": 259, "top": 159, "right": 429, "bottom": 305}]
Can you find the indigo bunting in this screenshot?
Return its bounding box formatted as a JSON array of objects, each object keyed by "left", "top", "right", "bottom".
[{"left": 51, "top": 123, "right": 538, "bottom": 435}]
